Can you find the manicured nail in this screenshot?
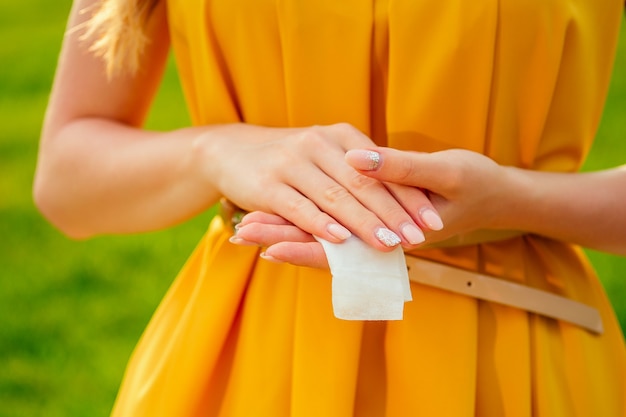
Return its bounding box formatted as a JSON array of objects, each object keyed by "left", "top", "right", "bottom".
[
  {"left": 345, "top": 149, "right": 381, "bottom": 171},
  {"left": 401, "top": 224, "right": 425, "bottom": 245},
  {"left": 228, "top": 236, "right": 257, "bottom": 246},
  {"left": 327, "top": 223, "right": 352, "bottom": 240},
  {"left": 375, "top": 227, "right": 401, "bottom": 247},
  {"left": 420, "top": 208, "right": 444, "bottom": 231},
  {"left": 260, "top": 252, "right": 284, "bottom": 263}
]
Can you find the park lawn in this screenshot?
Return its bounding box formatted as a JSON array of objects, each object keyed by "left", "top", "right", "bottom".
[
  {"left": 1, "top": 1, "right": 209, "bottom": 416},
  {"left": 0, "top": 2, "right": 624, "bottom": 417}
]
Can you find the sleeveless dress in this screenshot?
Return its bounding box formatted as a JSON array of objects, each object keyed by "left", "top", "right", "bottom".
[{"left": 111, "top": 1, "right": 626, "bottom": 416}]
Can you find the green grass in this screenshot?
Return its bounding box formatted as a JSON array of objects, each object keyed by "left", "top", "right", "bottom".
[
  {"left": 0, "top": 3, "right": 624, "bottom": 417},
  {"left": 580, "top": 19, "right": 626, "bottom": 333},
  {"left": 0, "top": 2, "right": 209, "bottom": 416}
]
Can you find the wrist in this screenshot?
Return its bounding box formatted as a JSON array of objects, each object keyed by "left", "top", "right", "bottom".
[{"left": 490, "top": 165, "right": 536, "bottom": 231}]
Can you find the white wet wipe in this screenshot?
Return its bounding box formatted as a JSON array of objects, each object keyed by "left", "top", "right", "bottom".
[{"left": 315, "top": 236, "right": 412, "bottom": 320}]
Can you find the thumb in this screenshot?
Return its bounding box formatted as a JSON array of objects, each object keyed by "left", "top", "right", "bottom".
[{"left": 345, "top": 148, "right": 451, "bottom": 191}]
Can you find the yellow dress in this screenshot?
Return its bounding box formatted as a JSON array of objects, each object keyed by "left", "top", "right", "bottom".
[{"left": 112, "top": 1, "right": 626, "bottom": 416}]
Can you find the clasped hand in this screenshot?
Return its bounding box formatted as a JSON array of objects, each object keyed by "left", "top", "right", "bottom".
[{"left": 214, "top": 125, "right": 506, "bottom": 268}]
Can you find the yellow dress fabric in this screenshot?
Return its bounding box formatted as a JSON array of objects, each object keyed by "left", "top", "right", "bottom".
[{"left": 112, "top": 1, "right": 626, "bottom": 416}]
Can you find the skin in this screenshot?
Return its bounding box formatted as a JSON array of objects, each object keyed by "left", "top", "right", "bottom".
[
  {"left": 234, "top": 148, "right": 626, "bottom": 269},
  {"left": 33, "top": 0, "right": 442, "bottom": 252}
]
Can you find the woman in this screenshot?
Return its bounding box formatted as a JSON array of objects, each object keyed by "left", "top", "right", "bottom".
[{"left": 34, "top": 0, "right": 626, "bottom": 416}]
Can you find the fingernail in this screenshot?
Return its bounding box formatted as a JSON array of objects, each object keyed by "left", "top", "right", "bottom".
[
  {"left": 327, "top": 223, "right": 352, "bottom": 240},
  {"left": 420, "top": 208, "right": 444, "bottom": 231},
  {"left": 229, "top": 236, "right": 256, "bottom": 246},
  {"left": 260, "top": 252, "right": 284, "bottom": 263},
  {"left": 375, "top": 227, "right": 401, "bottom": 247},
  {"left": 229, "top": 236, "right": 243, "bottom": 244},
  {"left": 401, "top": 224, "right": 425, "bottom": 245},
  {"left": 345, "top": 149, "right": 381, "bottom": 171}
]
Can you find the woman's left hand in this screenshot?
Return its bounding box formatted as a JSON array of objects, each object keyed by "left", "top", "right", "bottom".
[
  {"left": 231, "top": 211, "right": 329, "bottom": 268},
  {"left": 346, "top": 147, "right": 511, "bottom": 243}
]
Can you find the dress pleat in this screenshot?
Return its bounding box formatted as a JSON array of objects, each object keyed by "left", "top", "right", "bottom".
[{"left": 110, "top": 1, "right": 626, "bottom": 415}]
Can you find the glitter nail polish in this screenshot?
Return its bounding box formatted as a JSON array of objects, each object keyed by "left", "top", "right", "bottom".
[
  {"left": 365, "top": 151, "right": 381, "bottom": 170},
  {"left": 375, "top": 227, "right": 401, "bottom": 247}
]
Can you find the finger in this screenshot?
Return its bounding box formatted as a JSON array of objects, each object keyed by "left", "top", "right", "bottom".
[
  {"left": 384, "top": 182, "right": 444, "bottom": 232},
  {"left": 262, "top": 241, "right": 329, "bottom": 269},
  {"left": 234, "top": 222, "right": 315, "bottom": 247},
  {"left": 239, "top": 211, "right": 293, "bottom": 228},
  {"left": 339, "top": 170, "right": 429, "bottom": 245},
  {"left": 345, "top": 148, "right": 453, "bottom": 191},
  {"left": 311, "top": 155, "right": 428, "bottom": 246},
  {"left": 285, "top": 163, "right": 408, "bottom": 249},
  {"left": 265, "top": 184, "right": 353, "bottom": 243}
]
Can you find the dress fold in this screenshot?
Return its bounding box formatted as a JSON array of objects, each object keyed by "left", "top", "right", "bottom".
[{"left": 110, "top": 1, "right": 626, "bottom": 415}]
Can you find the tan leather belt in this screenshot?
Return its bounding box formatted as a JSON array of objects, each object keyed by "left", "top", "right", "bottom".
[{"left": 405, "top": 255, "right": 603, "bottom": 334}]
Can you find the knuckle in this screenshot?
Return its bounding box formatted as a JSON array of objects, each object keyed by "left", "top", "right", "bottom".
[
  {"left": 297, "top": 129, "right": 321, "bottom": 143},
  {"left": 323, "top": 184, "right": 352, "bottom": 205},
  {"left": 351, "top": 214, "right": 377, "bottom": 235},
  {"left": 332, "top": 122, "right": 356, "bottom": 134},
  {"left": 385, "top": 206, "right": 412, "bottom": 224},
  {"left": 311, "top": 211, "right": 333, "bottom": 229},
  {"left": 285, "top": 195, "right": 312, "bottom": 215},
  {"left": 297, "top": 128, "right": 331, "bottom": 152},
  {"left": 332, "top": 123, "right": 368, "bottom": 144},
  {"left": 347, "top": 171, "right": 380, "bottom": 192}
]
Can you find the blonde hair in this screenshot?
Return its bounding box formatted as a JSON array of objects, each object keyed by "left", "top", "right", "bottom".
[{"left": 78, "top": 0, "right": 160, "bottom": 77}]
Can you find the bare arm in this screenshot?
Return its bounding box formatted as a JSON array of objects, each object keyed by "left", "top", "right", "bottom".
[
  {"left": 34, "top": 0, "right": 218, "bottom": 238},
  {"left": 34, "top": 0, "right": 439, "bottom": 249},
  {"left": 501, "top": 164, "right": 626, "bottom": 255}
]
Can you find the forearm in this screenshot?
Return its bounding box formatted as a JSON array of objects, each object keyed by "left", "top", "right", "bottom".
[
  {"left": 501, "top": 165, "right": 626, "bottom": 255},
  {"left": 34, "top": 118, "right": 222, "bottom": 238}
]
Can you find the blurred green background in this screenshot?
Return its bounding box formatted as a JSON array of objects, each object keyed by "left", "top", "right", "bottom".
[{"left": 0, "top": 2, "right": 624, "bottom": 416}]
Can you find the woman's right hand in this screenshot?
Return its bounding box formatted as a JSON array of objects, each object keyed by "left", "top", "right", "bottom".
[{"left": 193, "top": 123, "right": 442, "bottom": 251}]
